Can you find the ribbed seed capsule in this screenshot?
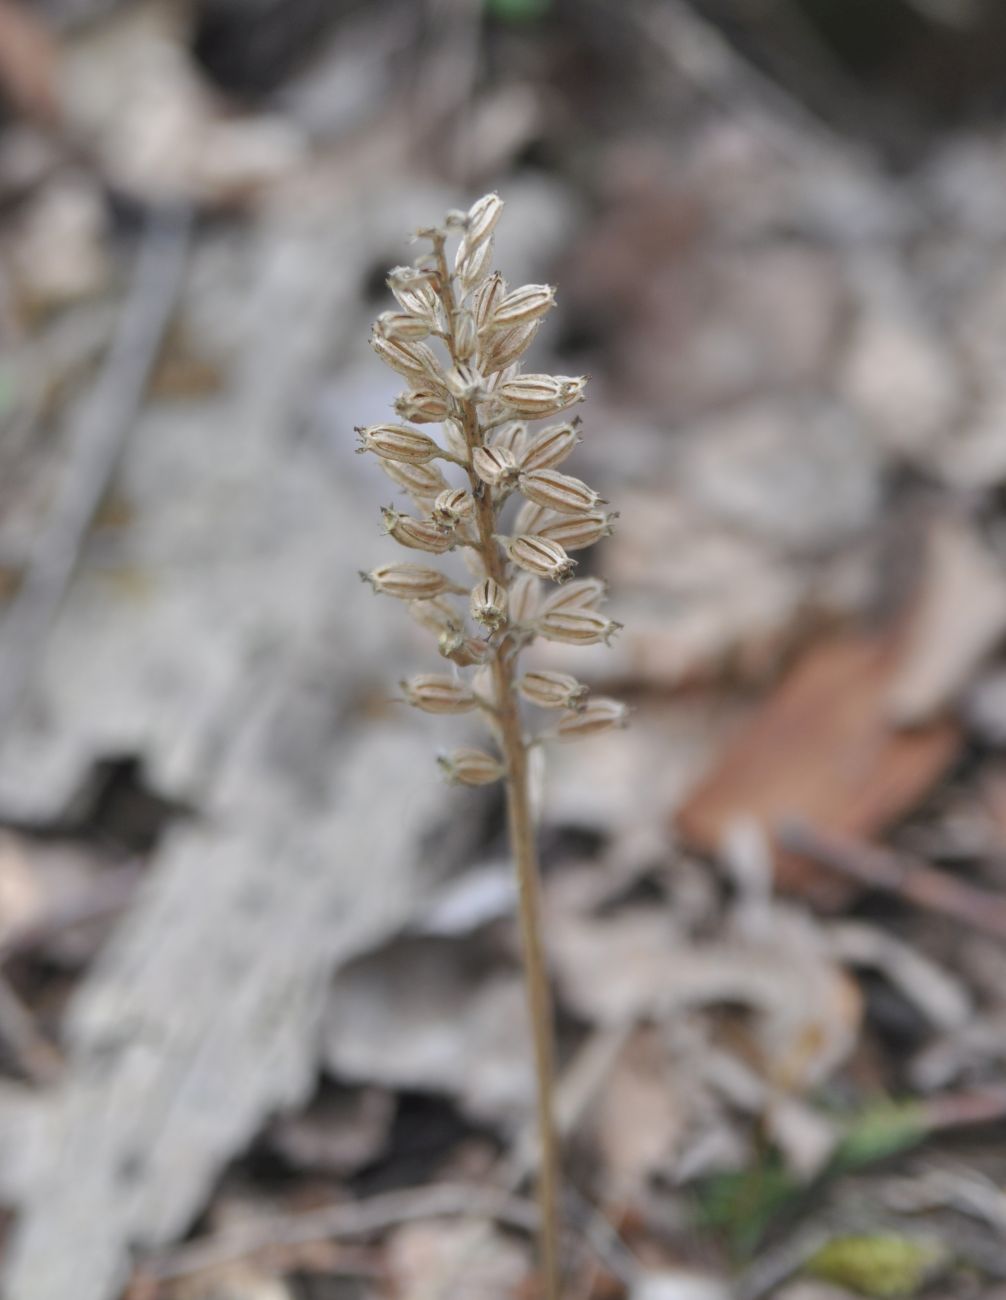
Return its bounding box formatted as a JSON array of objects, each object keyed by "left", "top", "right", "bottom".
[
  {"left": 552, "top": 697, "right": 629, "bottom": 739},
  {"left": 444, "top": 363, "right": 484, "bottom": 401},
  {"left": 535, "top": 608, "right": 621, "bottom": 644},
  {"left": 455, "top": 236, "right": 494, "bottom": 294},
  {"left": 441, "top": 419, "right": 469, "bottom": 462},
  {"left": 519, "top": 468, "right": 604, "bottom": 515},
  {"left": 508, "top": 572, "right": 541, "bottom": 623},
  {"left": 498, "top": 374, "right": 587, "bottom": 417},
  {"left": 401, "top": 674, "right": 478, "bottom": 714},
  {"left": 408, "top": 596, "right": 463, "bottom": 635},
  {"left": 432, "top": 488, "right": 474, "bottom": 527},
  {"left": 517, "top": 671, "right": 588, "bottom": 711},
  {"left": 438, "top": 747, "right": 505, "bottom": 786},
  {"left": 357, "top": 424, "right": 441, "bottom": 465},
  {"left": 465, "top": 192, "right": 504, "bottom": 247},
  {"left": 363, "top": 563, "right": 455, "bottom": 600},
  {"left": 374, "top": 310, "right": 430, "bottom": 341},
  {"left": 540, "top": 576, "right": 607, "bottom": 613},
  {"left": 454, "top": 310, "right": 477, "bottom": 360},
  {"left": 473, "top": 445, "right": 520, "bottom": 488},
  {"left": 488, "top": 421, "right": 528, "bottom": 457},
  {"left": 512, "top": 499, "right": 552, "bottom": 536},
  {"left": 439, "top": 629, "right": 490, "bottom": 667},
  {"left": 537, "top": 511, "right": 616, "bottom": 551},
  {"left": 473, "top": 272, "right": 507, "bottom": 328},
  {"left": 505, "top": 534, "right": 576, "bottom": 583},
  {"left": 382, "top": 507, "right": 455, "bottom": 553},
  {"left": 394, "top": 388, "right": 450, "bottom": 424},
  {"left": 470, "top": 578, "right": 508, "bottom": 632},
  {"left": 487, "top": 284, "right": 556, "bottom": 330},
  {"left": 518, "top": 423, "right": 580, "bottom": 472},
  {"left": 378, "top": 458, "right": 449, "bottom": 498},
  {"left": 481, "top": 322, "right": 540, "bottom": 374},
  {"left": 387, "top": 266, "right": 439, "bottom": 322},
  {"left": 370, "top": 334, "right": 440, "bottom": 385}
]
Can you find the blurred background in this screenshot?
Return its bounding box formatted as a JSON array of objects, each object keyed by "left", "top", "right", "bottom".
[{"left": 3, "top": 1, "right": 1006, "bottom": 1297}]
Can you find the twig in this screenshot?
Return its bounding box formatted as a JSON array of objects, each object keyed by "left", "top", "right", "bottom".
[
  {"left": 778, "top": 820, "right": 1006, "bottom": 940},
  {"left": 0, "top": 205, "right": 192, "bottom": 736}
]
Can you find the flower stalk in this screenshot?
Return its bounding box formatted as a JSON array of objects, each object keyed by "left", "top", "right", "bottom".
[{"left": 358, "top": 194, "right": 626, "bottom": 1298}]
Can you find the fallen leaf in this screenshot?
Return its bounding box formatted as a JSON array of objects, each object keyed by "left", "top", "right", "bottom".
[
  {"left": 591, "top": 1027, "right": 683, "bottom": 1191},
  {"left": 676, "top": 634, "right": 962, "bottom": 902},
  {"left": 385, "top": 1219, "right": 528, "bottom": 1300}
]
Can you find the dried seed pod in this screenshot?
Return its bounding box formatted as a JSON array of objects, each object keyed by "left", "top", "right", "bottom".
[
  {"left": 473, "top": 272, "right": 507, "bottom": 328},
  {"left": 455, "top": 236, "right": 494, "bottom": 293},
  {"left": 519, "top": 468, "right": 604, "bottom": 515},
  {"left": 370, "top": 333, "right": 441, "bottom": 385},
  {"left": 551, "top": 697, "right": 629, "bottom": 739},
  {"left": 408, "top": 596, "right": 463, "bottom": 635},
  {"left": 512, "top": 498, "right": 552, "bottom": 536},
  {"left": 439, "top": 629, "right": 490, "bottom": 666},
  {"left": 537, "top": 511, "right": 617, "bottom": 551},
  {"left": 382, "top": 507, "right": 455, "bottom": 553},
  {"left": 540, "top": 577, "right": 607, "bottom": 613},
  {"left": 394, "top": 388, "right": 450, "bottom": 424},
  {"left": 441, "top": 418, "right": 469, "bottom": 461},
  {"left": 470, "top": 577, "right": 508, "bottom": 632},
  {"left": 401, "top": 674, "right": 478, "bottom": 714},
  {"left": 444, "top": 362, "right": 485, "bottom": 401},
  {"left": 487, "top": 284, "right": 555, "bottom": 330},
  {"left": 504, "top": 534, "right": 576, "bottom": 583},
  {"left": 377, "top": 458, "right": 449, "bottom": 499},
  {"left": 357, "top": 424, "right": 441, "bottom": 465},
  {"left": 363, "top": 563, "right": 455, "bottom": 599},
  {"left": 488, "top": 421, "right": 528, "bottom": 457},
  {"left": 518, "top": 422, "right": 580, "bottom": 472},
  {"left": 465, "top": 193, "right": 504, "bottom": 247},
  {"left": 508, "top": 572, "right": 541, "bottom": 623},
  {"left": 387, "top": 266, "right": 439, "bottom": 322},
  {"left": 534, "top": 608, "right": 621, "bottom": 645},
  {"left": 517, "top": 671, "right": 588, "bottom": 711},
  {"left": 438, "top": 747, "right": 505, "bottom": 786},
  {"left": 481, "top": 322, "right": 540, "bottom": 374},
  {"left": 473, "top": 445, "right": 520, "bottom": 488},
  {"left": 498, "top": 374, "right": 587, "bottom": 418},
  {"left": 454, "top": 310, "right": 477, "bottom": 360},
  {"left": 374, "top": 310, "right": 430, "bottom": 341},
  {"left": 432, "top": 487, "right": 474, "bottom": 527}
]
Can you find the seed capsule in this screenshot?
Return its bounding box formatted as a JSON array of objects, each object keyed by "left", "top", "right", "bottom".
[
  {"left": 518, "top": 423, "right": 580, "bottom": 472},
  {"left": 487, "top": 284, "right": 556, "bottom": 330},
  {"left": 454, "top": 310, "right": 477, "bottom": 360},
  {"left": 519, "top": 468, "right": 604, "bottom": 515},
  {"left": 363, "top": 563, "right": 455, "bottom": 600},
  {"left": 387, "top": 266, "right": 439, "bottom": 322},
  {"left": 481, "top": 322, "right": 540, "bottom": 374},
  {"left": 377, "top": 458, "right": 449, "bottom": 499},
  {"left": 370, "top": 333, "right": 440, "bottom": 385},
  {"left": 438, "top": 629, "right": 490, "bottom": 666},
  {"left": 473, "top": 445, "right": 520, "bottom": 489},
  {"left": 470, "top": 578, "right": 508, "bottom": 632},
  {"left": 444, "top": 362, "right": 485, "bottom": 402},
  {"left": 374, "top": 310, "right": 430, "bottom": 341},
  {"left": 382, "top": 507, "right": 455, "bottom": 553},
  {"left": 517, "top": 671, "right": 588, "bottom": 711},
  {"left": 394, "top": 388, "right": 450, "bottom": 424},
  {"left": 464, "top": 192, "right": 504, "bottom": 247},
  {"left": 488, "top": 421, "right": 528, "bottom": 457},
  {"left": 512, "top": 499, "right": 552, "bottom": 536},
  {"left": 401, "top": 674, "right": 478, "bottom": 714},
  {"left": 473, "top": 272, "right": 507, "bottom": 328},
  {"left": 540, "top": 577, "right": 607, "bottom": 613},
  {"left": 455, "top": 235, "right": 494, "bottom": 294},
  {"left": 438, "top": 747, "right": 505, "bottom": 786},
  {"left": 504, "top": 534, "right": 576, "bottom": 583},
  {"left": 357, "top": 424, "right": 441, "bottom": 465},
  {"left": 440, "top": 418, "right": 469, "bottom": 461},
  {"left": 534, "top": 608, "right": 621, "bottom": 644},
  {"left": 498, "top": 374, "right": 587, "bottom": 417},
  {"left": 508, "top": 572, "right": 541, "bottom": 623},
  {"left": 537, "top": 511, "right": 617, "bottom": 551},
  {"left": 408, "top": 596, "right": 463, "bottom": 635},
  {"left": 432, "top": 488, "right": 474, "bottom": 527},
  {"left": 552, "top": 698, "right": 629, "bottom": 739}
]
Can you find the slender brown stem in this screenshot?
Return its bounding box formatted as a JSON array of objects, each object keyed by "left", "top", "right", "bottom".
[{"left": 432, "top": 236, "right": 562, "bottom": 1299}]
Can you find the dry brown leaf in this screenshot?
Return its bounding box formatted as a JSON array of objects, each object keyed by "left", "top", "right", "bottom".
[
  {"left": 887, "top": 515, "right": 1006, "bottom": 726},
  {"left": 385, "top": 1220, "right": 528, "bottom": 1300},
  {"left": 676, "top": 633, "right": 962, "bottom": 902},
  {"left": 591, "top": 1027, "right": 683, "bottom": 1191}
]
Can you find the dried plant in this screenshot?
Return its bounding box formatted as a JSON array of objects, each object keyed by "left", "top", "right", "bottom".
[{"left": 357, "top": 193, "right": 625, "bottom": 1297}]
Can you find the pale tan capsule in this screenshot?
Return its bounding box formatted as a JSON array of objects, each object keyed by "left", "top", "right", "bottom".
[
  {"left": 481, "top": 321, "right": 540, "bottom": 374},
  {"left": 470, "top": 663, "right": 497, "bottom": 706},
  {"left": 518, "top": 422, "right": 580, "bottom": 472},
  {"left": 408, "top": 596, "right": 463, "bottom": 635},
  {"left": 438, "top": 747, "right": 505, "bottom": 786},
  {"left": 370, "top": 333, "right": 440, "bottom": 385},
  {"left": 454, "top": 310, "right": 477, "bottom": 360},
  {"left": 487, "top": 284, "right": 556, "bottom": 330},
  {"left": 537, "top": 511, "right": 617, "bottom": 551},
  {"left": 488, "top": 421, "right": 528, "bottom": 457},
  {"left": 439, "top": 629, "right": 490, "bottom": 667},
  {"left": 363, "top": 563, "right": 455, "bottom": 600},
  {"left": 394, "top": 388, "right": 450, "bottom": 424},
  {"left": 465, "top": 193, "right": 504, "bottom": 246},
  {"left": 444, "top": 362, "right": 485, "bottom": 401},
  {"left": 357, "top": 424, "right": 441, "bottom": 464},
  {"left": 512, "top": 498, "right": 552, "bottom": 536},
  {"left": 378, "top": 458, "right": 449, "bottom": 498},
  {"left": 473, "top": 445, "right": 520, "bottom": 488},
  {"left": 441, "top": 418, "right": 469, "bottom": 462},
  {"left": 505, "top": 534, "right": 576, "bottom": 583},
  {"left": 508, "top": 572, "right": 541, "bottom": 623},
  {"left": 498, "top": 374, "right": 587, "bottom": 417},
  {"left": 519, "top": 468, "right": 604, "bottom": 515},
  {"left": 432, "top": 488, "right": 474, "bottom": 527},
  {"left": 382, "top": 507, "right": 455, "bottom": 553},
  {"left": 374, "top": 310, "right": 430, "bottom": 341},
  {"left": 535, "top": 608, "right": 621, "bottom": 645},
  {"left": 470, "top": 577, "right": 508, "bottom": 632},
  {"left": 401, "top": 674, "right": 478, "bottom": 714},
  {"left": 517, "top": 670, "right": 588, "bottom": 711},
  {"left": 540, "top": 576, "right": 607, "bottom": 613},
  {"left": 552, "top": 697, "right": 629, "bottom": 739},
  {"left": 387, "top": 266, "right": 439, "bottom": 322},
  {"left": 455, "top": 235, "right": 494, "bottom": 294},
  {"left": 473, "top": 272, "right": 507, "bottom": 328}
]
